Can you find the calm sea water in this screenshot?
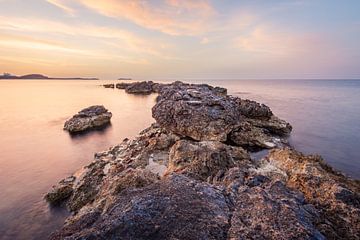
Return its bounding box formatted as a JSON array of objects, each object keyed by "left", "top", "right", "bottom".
[{"left": 0, "top": 79, "right": 359, "bottom": 239}]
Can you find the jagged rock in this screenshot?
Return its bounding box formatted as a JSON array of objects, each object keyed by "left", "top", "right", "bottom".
[
  {"left": 228, "top": 120, "right": 288, "bottom": 150},
  {"left": 46, "top": 124, "right": 178, "bottom": 211},
  {"left": 49, "top": 174, "right": 231, "bottom": 240},
  {"left": 262, "top": 148, "right": 360, "bottom": 239},
  {"left": 152, "top": 83, "right": 290, "bottom": 145},
  {"left": 125, "top": 81, "right": 154, "bottom": 94},
  {"left": 228, "top": 179, "right": 325, "bottom": 239},
  {"left": 66, "top": 159, "right": 109, "bottom": 212},
  {"left": 168, "top": 140, "right": 250, "bottom": 181},
  {"left": 63, "top": 105, "right": 112, "bottom": 133},
  {"left": 153, "top": 87, "right": 242, "bottom": 141},
  {"left": 44, "top": 176, "right": 75, "bottom": 205}
]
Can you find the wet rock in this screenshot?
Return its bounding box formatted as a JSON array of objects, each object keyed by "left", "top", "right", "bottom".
[
  {"left": 44, "top": 176, "right": 75, "bottom": 205},
  {"left": 168, "top": 140, "right": 250, "bottom": 181},
  {"left": 264, "top": 148, "right": 360, "bottom": 239},
  {"left": 63, "top": 105, "right": 112, "bottom": 133},
  {"left": 49, "top": 174, "right": 231, "bottom": 240},
  {"left": 67, "top": 159, "right": 109, "bottom": 212},
  {"left": 115, "top": 82, "right": 130, "bottom": 89}
]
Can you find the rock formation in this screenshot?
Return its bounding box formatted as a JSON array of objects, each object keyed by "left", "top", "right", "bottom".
[
  {"left": 63, "top": 105, "right": 112, "bottom": 133},
  {"left": 48, "top": 81, "right": 359, "bottom": 239}
]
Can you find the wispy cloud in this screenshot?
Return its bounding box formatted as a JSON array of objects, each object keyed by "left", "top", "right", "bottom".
[
  {"left": 0, "top": 16, "right": 171, "bottom": 58},
  {"left": 76, "top": 0, "right": 216, "bottom": 35},
  {"left": 46, "top": 0, "right": 75, "bottom": 15},
  {"left": 232, "top": 26, "right": 318, "bottom": 56}
]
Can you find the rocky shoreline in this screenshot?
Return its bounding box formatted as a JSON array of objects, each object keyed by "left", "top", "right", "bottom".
[{"left": 46, "top": 81, "right": 359, "bottom": 239}]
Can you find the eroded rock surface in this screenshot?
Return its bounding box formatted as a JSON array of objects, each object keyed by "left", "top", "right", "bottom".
[
  {"left": 263, "top": 148, "right": 360, "bottom": 239},
  {"left": 48, "top": 81, "right": 359, "bottom": 239},
  {"left": 63, "top": 105, "right": 112, "bottom": 133},
  {"left": 50, "top": 175, "right": 231, "bottom": 240},
  {"left": 152, "top": 81, "right": 291, "bottom": 148}
]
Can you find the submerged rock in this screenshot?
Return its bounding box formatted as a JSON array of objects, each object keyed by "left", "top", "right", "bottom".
[
  {"left": 63, "top": 105, "right": 112, "bottom": 133},
  {"left": 48, "top": 81, "right": 359, "bottom": 239}
]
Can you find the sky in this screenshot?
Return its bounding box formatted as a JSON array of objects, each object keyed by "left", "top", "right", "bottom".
[{"left": 0, "top": 0, "right": 359, "bottom": 79}]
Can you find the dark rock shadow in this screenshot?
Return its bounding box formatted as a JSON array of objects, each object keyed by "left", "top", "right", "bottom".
[{"left": 67, "top": 123, "right": 112, "bottom": 139}]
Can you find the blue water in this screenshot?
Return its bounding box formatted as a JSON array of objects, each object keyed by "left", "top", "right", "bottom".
[{"left": 0, "top": 79, "right": 359, "bottom": 239}]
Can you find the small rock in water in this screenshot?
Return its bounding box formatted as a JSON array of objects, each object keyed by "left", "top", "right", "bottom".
[{"left": 63, "top": 105, "right": 112, "bottom": 133}]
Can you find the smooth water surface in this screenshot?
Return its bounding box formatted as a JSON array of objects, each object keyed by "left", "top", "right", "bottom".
[{"left": 0, "top": 79, "right": 359, "bottom": 239}]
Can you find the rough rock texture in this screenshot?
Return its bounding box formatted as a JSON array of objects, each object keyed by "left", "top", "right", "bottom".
[
  {"left": 168, "top": 140, "right": 250, "bottom": 181},
  {"left": 45, "top": 176, "right": 75, "bottom": 205},
  {"left": 115, "top": 81, "right": 156, "bottom": 94},
  {"left": 228, "top": 179, "right": 325, "bottom": 239},
  {"left": 48, "top": 81, "right": 359, "bottom": 239},
  {"left": 152, "top": 82, "right": 291, "bottom": 148},
  {"left": 264, "top": 148, "right": 360, "bottom": 239},
  {"left": 50, "top": 175, "right": 231, "bottom": 240},
  {"left": 125, "top": 81, "right": 154, "bottom": 94},
  {"left": 63, "top": 105, "right": 112, "bottom": 133}
]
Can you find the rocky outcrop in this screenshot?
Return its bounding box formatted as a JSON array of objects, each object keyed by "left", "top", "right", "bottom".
[
  {"left": 114, "top": 81, "right": 155, "bottom": 94},
  {"left": 111, "top": 80, "right": 228, "bottom": 96},
  {"left": 152, "top": 81, "right": 290, "bottom": 148},
  {"left": 47, "top": 81, "right": 359, "bottom": 239},
  {"left": 63, "top": 105, "right": 112, "bottom": 133}
]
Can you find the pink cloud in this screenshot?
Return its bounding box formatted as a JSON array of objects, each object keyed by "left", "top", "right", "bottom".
[{"left": 77, "top": 0, "right": 216, "bottom": 35}]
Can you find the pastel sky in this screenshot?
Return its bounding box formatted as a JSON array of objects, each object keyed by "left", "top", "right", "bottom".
[{"left": 0, "top": 0, "right": 359, "bottom": 79}]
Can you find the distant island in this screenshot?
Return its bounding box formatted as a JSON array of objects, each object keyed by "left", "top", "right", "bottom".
[
  {"left": 0, "top": 73, "right": 98, "bottom": 80},
  {"left": 118, "top": 77, "right": 132, "bottom": 80}
]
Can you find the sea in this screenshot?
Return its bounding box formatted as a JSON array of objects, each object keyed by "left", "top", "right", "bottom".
[{"left": 0, "top": 79, "right": 359, "bottom": 239}]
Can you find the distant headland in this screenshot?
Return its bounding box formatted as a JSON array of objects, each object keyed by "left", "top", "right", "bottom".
[
  {"left": 0, "top": 73, "right": 98, "bottom": 80},
  {"left": 118, "top": 77, "right": 132, "bottom": 80}
]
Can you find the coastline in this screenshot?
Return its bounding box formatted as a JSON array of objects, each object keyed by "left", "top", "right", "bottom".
[{"left": 46, "top": 81, "right": 360, "bottom": 239}]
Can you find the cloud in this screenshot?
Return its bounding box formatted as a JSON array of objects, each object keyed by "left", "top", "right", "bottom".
[
  {"left": 233, "top": 26, "right": 317, "bottom": 56},
  {"left": 76, "top": 0, "right": 216, "bottom": 35},
  {"left": 46, "top": 0, "right": 75, "bottom": 15},
  {"left": 200, "top": 37, "right": 209, "bottom": 44},
  {"left": 0, "top": 16, "right": 170, "bottom": 58}
]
